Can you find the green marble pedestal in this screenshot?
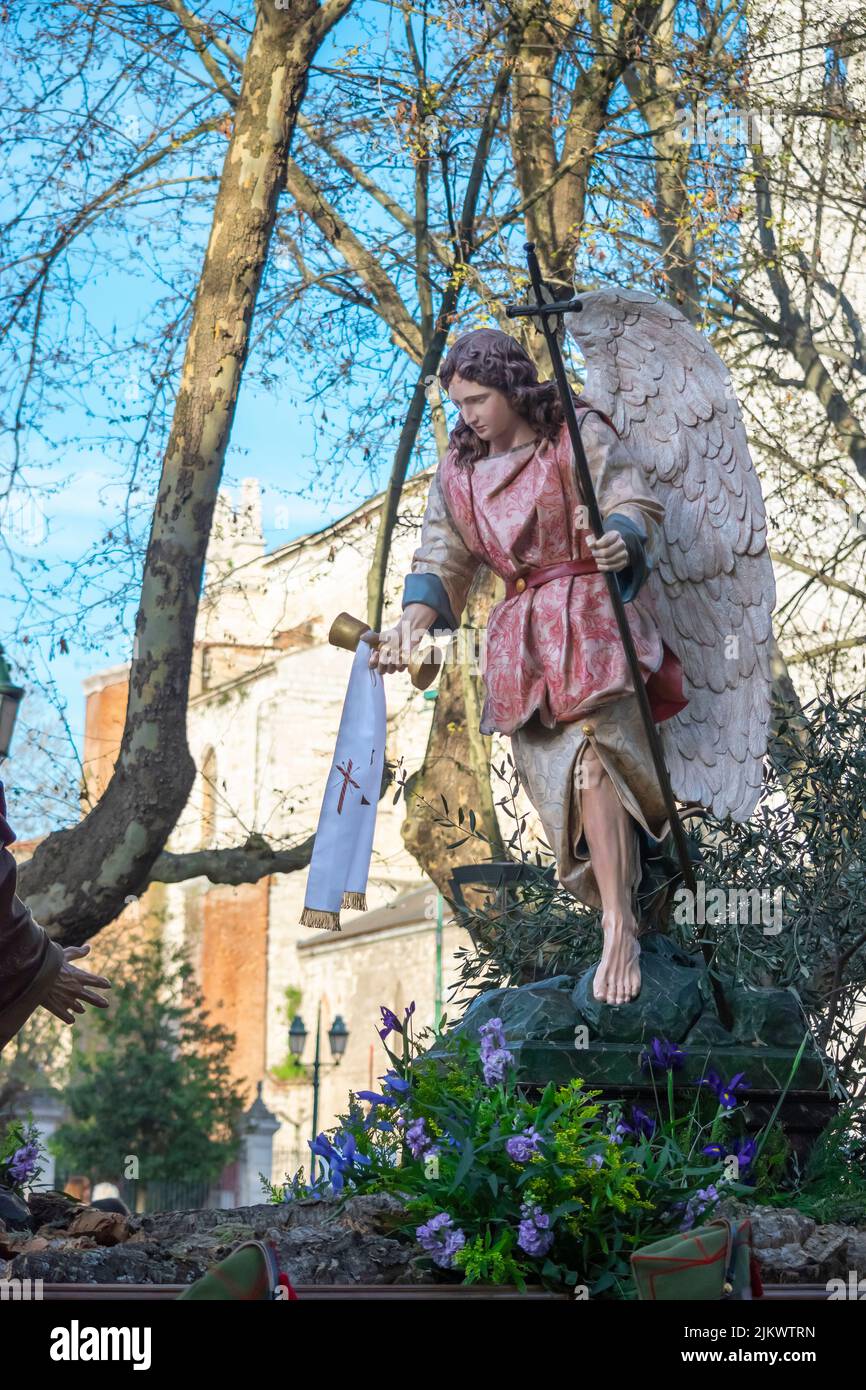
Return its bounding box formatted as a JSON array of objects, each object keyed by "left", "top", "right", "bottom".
[{"left": 426, "top": 934, "right": 837, "bottom": 1159}]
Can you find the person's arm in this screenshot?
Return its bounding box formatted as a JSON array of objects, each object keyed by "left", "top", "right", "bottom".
[
  {"left": 370, "top": 468, "right": 483, "bottom": 674},
  {"left": 0, "top": 847, "right": 65, "bottom": 1051},
  {"left": 0, "top": 784, "right": 111, "bottom": 1051},
  {"left": 576, "top": 412, "right": 664, "bottom": 604},
  {"left": 401, "top": 468, "right": 482, "bottom": 633}
]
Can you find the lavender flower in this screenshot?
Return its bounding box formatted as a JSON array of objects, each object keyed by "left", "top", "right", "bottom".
[
  {"left": 505, "top": 1127, "right": 543, "bottom": 1163},
  {"left": 416, "top": 1212, "right": 466, "bottom": 1268},
  {"left": 698, "top": 1069, "right": 750, "bottom": 1110},
  {"left": 406, "top": 1116, "right": 437, "bottom": 1160},
  {"left": 517, "top": 1202, "right": 554, "bottom": 1258},
  {"left": 5, "top": 1141, "right": 40, "bottom": 1186},
  {"left": 639, "top": 1038, "right": 688, "bottom": 1074},
  {"left": 479, "top": 1017, "right": 512, "bottom": 1086},
  {"left": 677, "top": 1184, "right": 720, "bottom": 1232},
  {"left": 586, "top": 1153, "right": 604, "bottom": 1169}
]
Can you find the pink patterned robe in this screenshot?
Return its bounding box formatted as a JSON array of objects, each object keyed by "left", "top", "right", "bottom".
[
  {"left": 403, "top": 411, "right": 686, "bottom": 737},
  {"left": 401, "top": 409, "right": 689, "bottom": 910}
]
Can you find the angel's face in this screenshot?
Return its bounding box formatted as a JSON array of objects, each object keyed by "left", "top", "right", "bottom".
[{"left": 447, "top": 372, "right": 518, "bottom": 442}]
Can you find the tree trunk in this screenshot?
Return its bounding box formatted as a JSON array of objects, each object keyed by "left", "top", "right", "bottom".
[
  {"left": 20, "top": 0, "right": 354, "bottom": 939},
  {"left": 401, "top": 566, "right": 505, "bottom": 899}
]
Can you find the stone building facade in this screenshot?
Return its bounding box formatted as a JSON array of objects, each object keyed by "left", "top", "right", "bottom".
[{"left": 79, "top": 471, "right": 503, "bottom": 1195}]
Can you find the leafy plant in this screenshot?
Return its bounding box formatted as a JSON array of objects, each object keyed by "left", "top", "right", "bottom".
[
  {"left": 267, "top": 1004, "right": 789, "bottom": 1296},
  {"left": 760, "top": 1102, "right": 866, "bottom": 1224},
  {"left": 50, "top": 930, "right": 246, "bottom": 1194},
  {"left": 443, "top": 686, "right": 866, "bottom": 1097},
  {"left": 0, "top": 1118, "right": 45, "bottom": 1194}
]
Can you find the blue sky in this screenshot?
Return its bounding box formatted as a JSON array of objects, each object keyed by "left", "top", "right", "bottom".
[
  {"left": 0, "top": 0, "right": 715, "bottom": 817},
  {"left": 0, "top": 3, "right": 439, "bottom": 788}
]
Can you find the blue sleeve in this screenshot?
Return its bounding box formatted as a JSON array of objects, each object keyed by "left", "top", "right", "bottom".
[
  {"left": 603, "top": 512, "right": 651, "bottom": 604},
  {"left": 401, "top": 573, "right": 459, "bottom": 633}
]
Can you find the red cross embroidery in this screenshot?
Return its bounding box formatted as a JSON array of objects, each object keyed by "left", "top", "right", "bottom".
[{"left": 335, "top": 758, "right": 360, "bottom": 814}]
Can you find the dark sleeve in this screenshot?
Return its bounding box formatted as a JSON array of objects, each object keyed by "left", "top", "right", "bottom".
[
  {"left": 603, "top": 512, "right": 651, "bottom": 604},
  {"left": 0, "top": 789, "right": 65, "bottom": 1051},
  {"left": 401, "top": 573, "right": 459, "bottom": 633}
]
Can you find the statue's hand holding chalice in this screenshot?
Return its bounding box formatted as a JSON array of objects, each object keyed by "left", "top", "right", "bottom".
[
  {"left": 364, "top": 602, "right": 438, "bottom": 675},
  {"left": 328, "top": 604, "right": 442, "bottom": 691}
]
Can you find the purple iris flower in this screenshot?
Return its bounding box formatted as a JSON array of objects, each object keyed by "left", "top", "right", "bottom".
[
  {"left": 702, "top": 1136, "right": 758, "bottom": 1175},
  {"left": 517, "top": 1202, "right": 554, "bottom": 1258},
  {"left": 614, "top": 1106, "right": 656, "bottom": 1142},
  {"left": 731, "top": 1136, "right": 757, "bottom": 1169},
  {"left": 356, "top": 1070, "right": 411, "bottom": 1108},
  {"left": 698, "top": 1070, "right": 750, "bottom": 1110},
  {"left": 308, "top": 1129, "right": 371, "bottom": 1194},
  {"left": 416, "top": 1212, "right": 466, "bottom": 1268},
  {"left": 639, "top": 1038, "right": 688, "bottom": 1074},
  {"left": 378, "top": 1006, "right": 403, "bottom": 1041},
  {"left": 358, "top": 1102, "right": 395, "bottom": 1134}
]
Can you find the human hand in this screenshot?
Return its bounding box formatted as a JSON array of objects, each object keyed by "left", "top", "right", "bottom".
[
  {"left": 365, "top": 603, "right": 437, "bottom": 674},
  {"left": 364, "top": 616, "right": 421, "bottom": 675},
  {"left": 41, "top": 944, "right": 112, "bottom": 1026},
  {"left": 586, "top": 529, "right": 629, "bottom": 573}
]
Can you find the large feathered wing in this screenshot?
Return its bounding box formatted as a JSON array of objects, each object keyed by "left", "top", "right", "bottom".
[{"left": 565, "top": 288, "right": 776, "bottom": 823}]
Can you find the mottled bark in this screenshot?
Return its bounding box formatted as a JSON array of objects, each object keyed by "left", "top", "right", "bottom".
[
  {"left": 401, "top": 567, "right": 505, "bottom": 900},
  {"left": 19, "top": 0, "right": 354, "bottom": 940}
]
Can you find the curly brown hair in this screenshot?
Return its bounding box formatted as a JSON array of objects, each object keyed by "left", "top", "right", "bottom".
[{"left": 438, "top": 327, "right": 591, "bottom": 468}]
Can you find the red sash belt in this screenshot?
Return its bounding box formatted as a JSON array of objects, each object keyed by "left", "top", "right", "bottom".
[
  {"left": 502, "top": 558, "right": 690, "bottom": 723},
  {"left": 505, "top": 557, "right": 599, "bottom": 601}
]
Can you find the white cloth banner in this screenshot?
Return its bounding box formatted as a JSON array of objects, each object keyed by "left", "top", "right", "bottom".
[{"left": 299, "top": 640, "right": 386, "bottom": 931}]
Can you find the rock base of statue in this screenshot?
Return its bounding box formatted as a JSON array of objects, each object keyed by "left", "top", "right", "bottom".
[{"left": 426, "top": 934, "right": 838, "bottom": 1162}]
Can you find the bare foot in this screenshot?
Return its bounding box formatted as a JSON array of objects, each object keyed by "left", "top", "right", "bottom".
[{"left": 592, "top": 912, "right": 642, "bottom": 1006}]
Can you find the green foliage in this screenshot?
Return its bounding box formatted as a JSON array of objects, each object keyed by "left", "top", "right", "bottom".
[
  {"left": 686, "top": 689, "right": 866, "bottom": 1092},
  {"left": 761, "top": 1104, "right": 866, "bottom": 1225},
  {"left": 268, "top": 1006, "right": 784, "bottom": 1296},
  {"left": 448, "top": 687, "right": 866, "bottom": 1096},
  {"left": 453, "top": 1228, "right": 525, "bottom": 1288},
  {"left": 49, "top": 932, "right": 246, "bottom": 1189}
]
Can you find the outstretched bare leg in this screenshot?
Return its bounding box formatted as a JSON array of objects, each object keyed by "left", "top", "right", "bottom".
[{"left": 580, "top": 744, "right": 642, "bottom": 1006}]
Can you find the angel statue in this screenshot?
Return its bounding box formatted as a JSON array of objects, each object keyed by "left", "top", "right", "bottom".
[{"left": 368, "top": 293, "right": 775, "bottom": 1007}]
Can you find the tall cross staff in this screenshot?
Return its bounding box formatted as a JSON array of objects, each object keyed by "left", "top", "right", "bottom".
[{"left": 507, "top": 243, "right": 732, "bottom": 1029}]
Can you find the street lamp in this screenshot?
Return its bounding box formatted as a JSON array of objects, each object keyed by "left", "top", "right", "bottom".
[
  {"left": 290, "top": 1003, "right": 350, "bottom": 1183},
  {"left": 288, "top": 1015, "right": 307, "bottom": 1059},
  {"left": 328, "top": 1014, "right": 348, "bottom": 1061},
  {"left": 0, "top": 647, "right": 24, "bottom": 760}
]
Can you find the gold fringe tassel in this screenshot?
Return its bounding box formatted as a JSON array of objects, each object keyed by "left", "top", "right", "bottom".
[
  {"left": 299, "top": 906, "right": 342, "bottom": 932},
  {"left": 342, "top": 891, "right": 367, "bottom": 910}
]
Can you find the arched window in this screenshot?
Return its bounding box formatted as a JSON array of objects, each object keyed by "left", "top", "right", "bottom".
[{"left": 200, "top": 746, "right": 217, "bottom": 848}]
